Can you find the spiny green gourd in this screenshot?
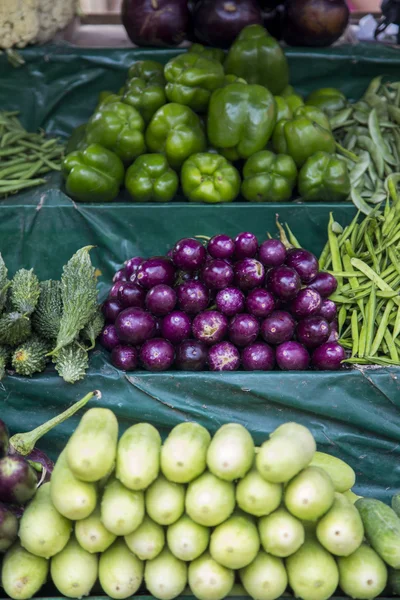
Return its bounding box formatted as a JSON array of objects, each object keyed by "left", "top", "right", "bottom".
[
  {"left": 0, "top": 312, "right": 31, "bottom": 347},
  {"left": 50, "top": 246, "right": 98, "bottom": 355},
  {"left": 81, "top": 308, "right": 105, "bottom": 350},
  {"left": 0, "top": 345, "right": 10, "bottom": 380},
  {"left": 53, "top": 342, "right": 89, "bottom": 384},
  {"left": 10, "top": 268, "right": 41, "bottom": 315},
  {"left": 0, "top": 254, "right": 10, "bottom": 315},
  {"left": 11, "top": 336, "right": 51, "bottom": 377},
  {"left": 32, "top": 280, "right": 62, "bottom": 340}
]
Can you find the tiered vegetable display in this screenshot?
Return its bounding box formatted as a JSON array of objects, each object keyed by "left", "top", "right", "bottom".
[
  {"left": 2, "top": 408, "right": 400, "bottom": 600},
  {"left": 100, "top": 227, "right": 344, "bottom": 372},
  {"left": 0, "top": 247, "right": 102, "bottom": 383}
]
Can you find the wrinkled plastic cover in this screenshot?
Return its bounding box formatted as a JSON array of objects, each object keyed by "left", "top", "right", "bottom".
[{"left": 0, "top": 45, "right": 400, "bottom": 505}]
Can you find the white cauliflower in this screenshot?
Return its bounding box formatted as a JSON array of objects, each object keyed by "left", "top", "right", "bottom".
[
  {"left": 35, "top": 0, "right": 78, "bottom": 44},
  {"left": 0, "top": 0, "right": 40, "bottom": 49}
]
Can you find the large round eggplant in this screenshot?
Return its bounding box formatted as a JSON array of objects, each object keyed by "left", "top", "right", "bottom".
[
  {"left": 0, "top": 420, "right": 9, "bottom": 458},
  {"left": 263, "top": 5, "right": 285, "bottom": 40},
  {"left": 282, "top": 0, "right": 349, "bottom": 47},
  {"left": 0, "top": 502, "right": 18, "bottom": 552},
  {"left": 122, "top": 0, "right": 190, "bottom": 47},
  {"left": 193, "top": 0, "right": 263, "bottom": 48},
  {"left": 0, "top": 455, "right": 38, "bottom": 505}
]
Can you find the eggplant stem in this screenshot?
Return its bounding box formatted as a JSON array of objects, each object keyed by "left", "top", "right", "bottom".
[
  {"left": 9, "top": 390, "right": 101, "bottom": 456},
  {"left": 275, "top": 214, "right": 293, "bottom": 249},
  {"left": 36, "top": 466, "right": 47, "bottom": 488},
  {"left": 195, "top": 235, "right": 211, "bottom": 241}
]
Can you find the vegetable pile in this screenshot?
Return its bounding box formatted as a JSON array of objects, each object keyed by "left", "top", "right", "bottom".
[
  {"left": 2, "top": 408, "right": 400, "bottom": 600},
  {"left": 0, "top": 111, "right": 65, "bottom": 198},
  {"left": 100, "top": 228, "right": 344, "bottom": 372},
  {"left": 0, "top": 247, "right": 102, "bottom": 383}
]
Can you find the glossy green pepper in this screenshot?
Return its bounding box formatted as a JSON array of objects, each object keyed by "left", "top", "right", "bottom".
[
  {"left": 86, "top": 102, "right": 146, "bottom": 163},
  {"left": 224, "top": 25, "right": 289, "bottom": 95},
  {"left": 223, "top": 74, "right": 247, "bottom": 86},
  {"left": 294, "top": 105, "right": 332, "bottom": 131},
  {"left": 62, "top": 144, "right": 124, "bottom": 203},
  {"left": 272, "top": 109, "right": 335, "bottom": 167},
  {"left": 207, "top": 83, "right": 276, "bottom": 161},
  {"left": 164, "top": 53, "right": 225, "bottom": 112},
  {"left": 146, "top": 103, "right": 206, "bottom": 170},
  {"left": 298, "top": 151, "right": 350, "bottom": 202},
  {"left": 181, "top": 153, "right": 241, "bottom": 203},
  {"left": 122, "top": 77, "right": 166, "bottom": 123},
  {"left": 188, "top": 44, "right": 225, "bottom": 64},
  {"left": 66, "top": 123, "right": 87, "bottom": 154},
  {"left": 306, "top": 88, "right": 347, "bottom": 116},
  {"left": 125, "top": 154, "right": 178, "bottom": 203},
  {"left": 241, "top": 150, "right": 297, "bottom": 202},
  {"left": 274, "top": 96, "right": 292, "bottom": 123},
  {"left": 285, "top": 94, "right": 304, "bottom": 113},
  {"left": 127, "top": 60, "right": 165, "bottom": 84}
]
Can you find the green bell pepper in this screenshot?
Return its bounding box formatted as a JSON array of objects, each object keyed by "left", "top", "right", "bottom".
[
  {"left": 207, "top": 83, "right": 276, "bottom": 161},
  {"left": 66, "top": 123, "right": 87, "bottom": 154},
  {"left": 272, "top": 108, "right": 336, "bottom": 168},
  {"left": 62, "top": 144, "right": 124, "bottom": 203},
  {"left": 125, "top": 154, "right": 178, "bottom": 203},
  {"left": 223, "top": 74, "right": 247, "bottom": 86},
  {"left": 241, "top": 150, "right": 297, "bottom": 203},
  {"left": 188, "top": 44, "right": 225, "bottom": 64},
  {"left": 306, "top": 88, "right": 347, "bottom": 115},
  {"left": 146, "top": 103, "right": 206, "bottom": 170},
  {"left": 181, "top": 153, "right": 241, "bottom": 203},
  {"left": 86, "top": 101, "right": 146, "bottom": 163},
  {"left": 285, "top": 94, "right": 304, "bottom": 113},
  {"left": 164, "top": 53, "right": 225, "bottom": 112},
  {"left": 224, "top": 24, "right": 289, "bottom": 95},
  {"left": 127, "top": 60, "right": 165, "bottom": 84},
  {"left": 274, "top": 96, "right": 292, "bottom": 123},
  {"left": 122, "top": 77, "right": 166, "bottom": 123},
  {"left": 294, "top": 105, "right": 332, "bottom": 131},
  {"left": 298, "top": 151, "right": 350, "bottom": 202}
]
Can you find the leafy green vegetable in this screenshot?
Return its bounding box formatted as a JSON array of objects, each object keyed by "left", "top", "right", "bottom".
[
  {"left": 0, "top": 312, "right": 31, "bottom": 346},
  {"left": 0, "top": 345, "right": 10, "bottom": 381},
  {"left": 50, "top": 246, "right": 98, "bottom": 356},
  {"left": 54, "top": 342, "right": 89, "bottom": 384},
  {"left": 32, "top": 280, "right": 62, "bottom": 340},
  {"left": 10, "top": 269, "right": 41, "bottom": 315},
  {"left": 11, "top": 336, "right": 50, "bottom": 377},
  {"left": 0, "top": 254, "right": 10, "bottom": 315},
  {"left": 80, "top": 308, "right": 105, "bottom": 350}
]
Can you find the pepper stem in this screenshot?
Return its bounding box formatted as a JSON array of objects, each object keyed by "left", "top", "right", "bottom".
[
  {"left": 9, "top": 390, "right": 101, "bottom": 456},
  {"left": 276, "top": 215, "right": 293, "bottom": 250}
]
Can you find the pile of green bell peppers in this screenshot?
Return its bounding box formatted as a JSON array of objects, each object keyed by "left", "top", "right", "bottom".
[{"left": 62, "top": 30, "right": 351, "bottom": 205}]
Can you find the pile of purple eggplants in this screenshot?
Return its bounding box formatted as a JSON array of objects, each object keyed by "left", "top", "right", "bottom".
[
  {"left": 100, "top": 231, "right": 345, "bottom": 373},
  {"left": 0, "top": 391, "right": 98, "bottom": 553}
]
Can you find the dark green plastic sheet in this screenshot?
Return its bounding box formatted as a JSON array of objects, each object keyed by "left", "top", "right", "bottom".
[{"left": 0, "top": 45, "right": 400, "bottom": 506}]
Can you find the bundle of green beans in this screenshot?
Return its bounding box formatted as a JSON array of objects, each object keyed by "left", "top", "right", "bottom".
[
  {"left": 331, "top": 77, "right": 400, "bottom": 215},
  {"left": 0, "top": 111, "right": 65, "bottom": 198},
  {"left": 319, "top": 175, "right": 400, "bottom": 366}
]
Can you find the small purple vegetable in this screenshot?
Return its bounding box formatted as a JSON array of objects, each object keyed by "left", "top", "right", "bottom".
[
  {"left": 172, "top": 238, "right": 207, "bottom": 271},
  {"left": 24, "top": 448, "right": 54, "bottom": 484},
  {"left": 115, "top": 307, "right": 156, "bottom": 345},
  {"left": 319, "top": 299, "right": 337, "bottom": 322},
  {"left": 215, "top": 287, "right": 245, "bottom": 317},
  {"left": 0, "top": 455, "right": 37, "bottom": 505},
  {"left": 296, "top": 316, "right": 330, "bottom": 349},
  {"left": 176, "top": 340, "right": 208, "bottom": 371},
  {"left": 136, "top": 257, "right": 175, "bottom": 289},
  {"left": 145, "top": 284, "right": 177, "bottom": 316},
  {"left": 258, "top": 239, "right": 287, "bottom": 267},
  {"left": 289, "top": 288, "right": 322, "bottom": 319},
  {"left": 207, "top": 234, "right": 235, "bottom": 259},
  {"left": 309, "top": 272, "right": 338, "bottom": 298},
  {"left": 285, "top": 248, "right": 319, "bottom": 284},
  {"left": 111, "top": 344, "right": 138, "bottom": 371},
  {"left": 246, "top": 288, "right": 275, "bottom": 319},
  {"left": 266, "top": 265, "right": 301, "bottom": 301},
  {"left": 229, "top": 313, "right": 260, "bottom": 347},
  {"left": 99, "top": 325, "right": 120, "bottom": 352},
  {"left": 125, "top": 256, "right": 144, "bottom": 279},
  {"left": 102, "top": 299, "right": 122, "bottom": 324},
  {"left": 202, "top": 259, "right": 234, "bottom": 290},
  {"left": 0, "top": 503, "right": 19, "bottom": 552},
  {"left": 234, "top": 258, "right": 265, "bottom": 291},
  {"left": 312, "top": 342, "right": 345, "bottom": 370},
  {"left": 118, "top": 281, "right": 146, "bottom": 309},
  {"left": 113, "top": 269, "right": 127, "bottom": 283},
  {"left": 192, "top": 311, "right": 228, "bottom": 345},
  {"left": 327, "top": 320, "right": 339, "bottom": 342},
  {"left": 276, "top": 341, "right": 310, "bottom": 370},
  {"left": 0, "top": 421, "right": 9, "bottom": 459},
  {"left": 234, "top": 232, "right": 258, "bottom": 259},
  {"left": 208, "top": 342, "right": 240, "bottom": 371},
  {"left": 261, "top": 310, "right": 295, "bottom": 345},
  {"left": 242, "top": 342, "right": 275, "bottom": 371},
  {"left": 108, "top": 282, "right": 121, "bottom": 300},
  {"left": 176, "top": 281, "right": 209, "bottom": 314},
  {"left": 161, "top": 311, "right": 192, "bottom": 345},
  {"left": 140, "top": 338, "right": 175, "bottom": 372}
]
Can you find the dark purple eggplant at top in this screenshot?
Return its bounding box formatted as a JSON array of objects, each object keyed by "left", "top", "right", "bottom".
[
  {"left": 0, "top": 420, "right": 9, "bottom": 459},
  {"left": 122, "top": 0, "right": 190, "bottom": 47}
]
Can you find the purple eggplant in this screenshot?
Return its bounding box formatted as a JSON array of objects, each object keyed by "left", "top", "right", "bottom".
[
  {"left": 0, "top": 502, "right": 18, "bottom": 552},
  {"left": 0, "top": 420, "right": 9, "bottom": 459},
  {"left": 122, "top": 0, "right": 190, "bottom": 47},
  {"left": 0, "top": 455, "right": 38, "bottom": 505}
]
